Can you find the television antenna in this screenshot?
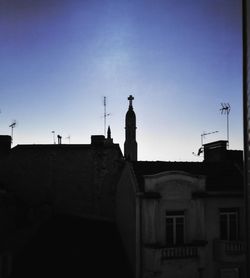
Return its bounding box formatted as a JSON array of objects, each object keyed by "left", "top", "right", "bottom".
[
  {"left": 201, "top": 130, "right": 219, "bottom": 145},
  {"left": 65, "top": 135, "right": 71, "bottom": 144},
  {"left": 220, "top": 103, "right": 230, "bottom": 147},
  {"left": 103, "top": 96, "right": 111, "bottom": 136},
  {"left": 51, "top": 131, "right": 56, "bottom": 144},
  {"left": 9, "top": 120, "right": 17, "bottom": 145},
  {"left": 193, "top": 130, "right": 219, "bottom": 157}
]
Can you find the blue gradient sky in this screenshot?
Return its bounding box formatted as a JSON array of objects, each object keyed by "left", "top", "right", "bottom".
[{"left": 0, "top": 0, "right": 242, "bottom": 161}]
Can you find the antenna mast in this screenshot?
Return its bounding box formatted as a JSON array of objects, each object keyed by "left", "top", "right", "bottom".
[
  {"left": 9, "top": 120, "right": 16, "bottom": 145},
  {"left": 220, "top": 103, "right": 230, "bottom": 147},
  {"left": 103, "top": 96, "right": 110, "bottom": 136},
  {"left": 52, "top": 131, "right": 56, "bottom": 144},
  {"left": 66, "top": 135, "right": 71, "bottom": 144},
  {"left": 201, "top": 130, "right": 219, "bottom": 145},
  {"left": 193, "top": 130, "right": 219, "bottom": 157}
]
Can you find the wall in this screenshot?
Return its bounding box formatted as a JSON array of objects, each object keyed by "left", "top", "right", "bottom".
[
  {"left": 141, "top": 171, "right": 206, "bottom": 278},
  {"left": 116, "top": 163, "right": 139, "bottom": 278},
  {"left": 204, "top": 197, "right": 245, "bottom": 278},
  {"left": 1, "top": 144, "right": 123, "bottom": 221},
  {"left": 143, "top": 171, "right": 206, "bottom": 245}
]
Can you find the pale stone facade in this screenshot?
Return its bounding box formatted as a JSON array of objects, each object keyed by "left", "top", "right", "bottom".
[{"left": 116, "top": 146, "right": 245, "bottom": 278}]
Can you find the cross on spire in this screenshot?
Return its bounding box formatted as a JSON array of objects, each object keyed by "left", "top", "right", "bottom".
[{"left": 128, "top": 95, "right": 134, "bottom": 107}]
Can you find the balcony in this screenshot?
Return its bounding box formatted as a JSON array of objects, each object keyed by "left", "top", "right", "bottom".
[
  {"left": 213, "top": 239, "right": 245, "bottom": 262},
  {"left": 144, "top": 243, "right": 203, "bottom": 265},
  {"left": 161, "top": 246, "right": 198, "bottom": 260},
  {"left": 143, "top": 243, "right": 206, "bottom": 272}
]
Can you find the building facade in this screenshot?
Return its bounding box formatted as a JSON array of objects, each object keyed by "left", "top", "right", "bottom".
[{"left": 116, "top": 141, "right": 245, "bottom": 278}]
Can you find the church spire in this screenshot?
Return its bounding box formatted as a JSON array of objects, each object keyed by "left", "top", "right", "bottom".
[
  {"left": 105, "top": 125, "right": 113, "bottom": 144},
  {"left": 124, "top": 95, "right": 137, "bottom": 161},
  {"left": 107, "top": 125, "right": 111, "bottom": 139}
]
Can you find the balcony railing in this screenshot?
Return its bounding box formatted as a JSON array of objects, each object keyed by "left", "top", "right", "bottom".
[
  {"left": 143, "top": 244, "right": 205, "bottom": 270},
  {"left": 213, "top": 239, "right": 245, "bottom": 262},
  {"left": 161, "top": 246, "right": 198, "bottom": 260},
  {"left": 224, "top": 240, "right": 244, "bottom": 255}
]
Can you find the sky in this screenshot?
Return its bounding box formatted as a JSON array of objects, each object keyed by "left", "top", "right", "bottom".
[{"left": 0, "top": 0, "right": 242, "bottom": 161}]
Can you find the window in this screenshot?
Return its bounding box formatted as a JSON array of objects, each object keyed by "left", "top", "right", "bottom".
[
  {"left": 165, "top": 211, "right": 185, "bottom": 246},
  {"left": 219, "top": 208, "right": 239, "bottom": 241}
]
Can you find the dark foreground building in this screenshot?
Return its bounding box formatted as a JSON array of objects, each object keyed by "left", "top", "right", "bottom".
[
  {"left": 9, "top": 215, "right": 132, "bottom": 278},
  {"left": 0, "top": 133, "right": 130, "bottom": 277},
  {"left": 1, "top": 134, "right": 123, "bottom": 221}
]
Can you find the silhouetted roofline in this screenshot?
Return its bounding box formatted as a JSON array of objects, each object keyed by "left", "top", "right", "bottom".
[
  {"left": 130, "top": 160, "right": 243, "bottom": 192},
  {"left": 12, "top": 143, "right": 121, "bottom": 150}
]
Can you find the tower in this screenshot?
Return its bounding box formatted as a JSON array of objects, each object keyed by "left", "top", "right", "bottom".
[
  {"left": 106, "top": 125, "right": 113, "bottom": 144},
  {"left": 124, "top": 95, "right": 137, "bottom": 161}
]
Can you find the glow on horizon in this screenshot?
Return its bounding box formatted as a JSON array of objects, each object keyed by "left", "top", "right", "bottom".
[{"left": 0, "top": 0, "right": 242, "bottom": 161}]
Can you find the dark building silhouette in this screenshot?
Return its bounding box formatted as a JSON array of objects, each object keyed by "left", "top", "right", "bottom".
[
  {"left": 124, "top": 95, "right": 137, "bottom": 161},
  {"left": 0, "top": 132, "right": 127, "bottom": 277},
  {"left": 1, "top": 134, "right": 123, "bottom": 221}
]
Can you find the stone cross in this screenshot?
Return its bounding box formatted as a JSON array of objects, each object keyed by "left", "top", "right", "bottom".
[{"left": 128, "top": 95, "right": 134, "bottom": 107}]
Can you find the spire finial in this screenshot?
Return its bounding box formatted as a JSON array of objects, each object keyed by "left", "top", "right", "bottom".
[
  {"left": 107, "top": 126, "right": 111, "bottom": 139},
  {"left": 128, "top": 95, "right": 134, "bottom": 108}
]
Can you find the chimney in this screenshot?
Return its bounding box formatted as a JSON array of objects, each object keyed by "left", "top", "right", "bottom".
[
  {"left": 203, "top": 140, "right": 228, "bottom": 162},
  {"left": 91, "top": 135, "right": 105, "bottom": 146},
  {"left": 0, "top": 135, "right": 11, "bottom": 156},
  {"left": 57, "top": 135, "right": 62, "bottom": 144}
]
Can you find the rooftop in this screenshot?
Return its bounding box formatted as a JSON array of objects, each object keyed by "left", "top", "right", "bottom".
[{"left": 131, "top": 160, "right": 243, "bottom": 192}]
